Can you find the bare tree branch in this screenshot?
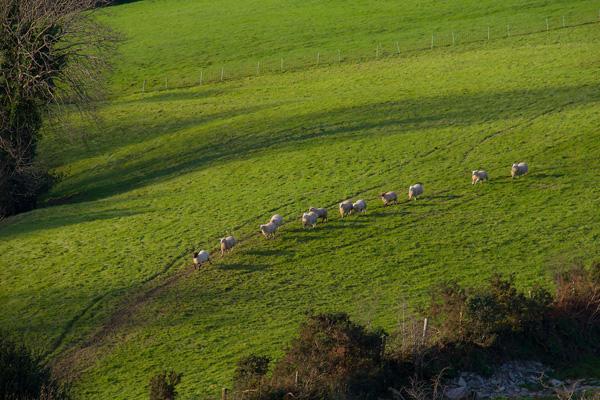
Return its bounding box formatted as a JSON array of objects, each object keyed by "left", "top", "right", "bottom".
[{"left": 0, "top": 0, "right": 116, "bottom": 216}]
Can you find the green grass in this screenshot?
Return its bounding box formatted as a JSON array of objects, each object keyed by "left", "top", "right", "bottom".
[
  {"left": 99, "top": 0, "right": 600, "bottom": 91},
  {"left": 1, "top": 1, "right": 600, "bottom": 399}
]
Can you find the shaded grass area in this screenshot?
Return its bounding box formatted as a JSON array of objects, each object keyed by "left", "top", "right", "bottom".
[{"left": 0, "top": 19, "right": 599, "bottom": 400}]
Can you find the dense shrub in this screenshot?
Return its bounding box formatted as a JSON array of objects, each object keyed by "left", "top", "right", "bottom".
[
  {"left": 149, "top": 370, "right": 182, "bottom": 400},
  {"left": 540, "top": 262, "right": 600, "bottom": 359},
  {"left": 428, "top": 264, "right": 600, "bottom": 371},
  {"left": 235, "top": 313, "right": 387, "bottom": 400},
  {"left": 464, "top": 274, "right": 551, "bottom": 345},
  {"left": 277, "top": 313, "right": 386, "bottom": 399},
  {"left": 0, "top": 334, "right": 69, "bottom": 400},
  {"left": 232, "top": 355, "right": 270, "bottom": 393}
]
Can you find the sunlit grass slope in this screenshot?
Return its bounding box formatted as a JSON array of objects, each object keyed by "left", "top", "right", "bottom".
[
  {"left": 0, "top": 4, "right": 599, "bottom": 400},
  {"left": 99, "top": 0, "right": 600, "bottom": 91}
]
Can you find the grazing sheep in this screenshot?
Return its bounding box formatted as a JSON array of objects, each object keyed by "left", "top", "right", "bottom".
[
  {"left": 352, "top": 199, "right": 367, "bottom": 214},
  {"left": 259, "top": 221, "right": 278, "bottom": 239},
  {"left": 471, "top": 170, "right": 489, "bottom": 185},
  {"left": 339, "top": 200, "right": 353, "bottom": 218},
  {"left": 270, "top": 214, "right": 283, "bottom": 226},
  {"left": 408, "top": 183, "right": 424, "bottom": 200},
  {"left": 220, "top": 236, "right": 236, "bottom": 256},
  {"left": 302, "top": 211, "right": 318, "bottom": 228},
  {"left": 192, "top": 250, "right": 210, "bottom": 267},
  {"left": 380, "top": 191, "right": 398, "bottom": 206},
  {"left": 511, "top": 162, "right": 528, "bottom": 178},
  {"left": 309, "top": 207, "right": 328, "bottom": 223}
]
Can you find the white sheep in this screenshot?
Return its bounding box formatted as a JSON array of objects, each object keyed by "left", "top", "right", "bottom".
[
  {"left": 471, "top": 170, "right": 489, "bottom": 184},
  {"left": 380, "top": 191, "right": 398, "bottom": 206},
  {"left": 302, "top": 211, "right": 318, "bottom": 228},
  {"left": 352, "top": 199, "right": 367, "bottom": 214},
  {"left": 408, "top": 183, "right": 424, "bottom": 200},
  {"left": 220, "top": 236, "right": 236, "bottom": 256},
  {"left": 259, "top": 221, "right": 278, "bottom": 239},
  {"left": 270, "top": 214, "right": 283, "bottom": 226},
  {"left": 511, "top": 162, "right": 528, "bottom": 178},
  {"left": 308, "top": 207, "right": 328, "bottom": 223},
  {"left": 339, "top": 200, "right": 353, "bottom": 218},
  {"left": 192, "top": 250, "right": 210, "bottom": 267}
]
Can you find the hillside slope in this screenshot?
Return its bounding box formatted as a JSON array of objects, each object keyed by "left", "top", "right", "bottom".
[
  {"left": 0, "top": 1, "right": 599, "bottom": 399},
  {"left": 99, "top": 0, "right": 600, "bottom": 91}
]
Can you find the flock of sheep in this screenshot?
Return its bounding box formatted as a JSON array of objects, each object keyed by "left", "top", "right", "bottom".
[{"left": 191, "top": 162, "right": 529, "bottom": 267}]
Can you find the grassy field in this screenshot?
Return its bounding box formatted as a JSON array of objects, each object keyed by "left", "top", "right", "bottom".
[
  {"left": 1, "top": 0, "right": 600, "bottom": 399},
  {"left": 99, "top": 0, "right": 600, "bottom": 91}
]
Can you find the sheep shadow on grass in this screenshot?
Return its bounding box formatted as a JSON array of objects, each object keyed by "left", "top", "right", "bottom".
[
  {"left": 361, "top": 210, "right": 409, "bottom": 218},
  {"left": 245, "top": 248, "right": 295, "bottom": 257},
  {"left": 533, "top": 172, "right": 564, "bottom": 179},
  {"left": 426, "top": 194, "right": 463, "bottom": 201},
  {"left": 491, "top": 172, "right": 562, "bottom": 184},
  {"left": 404, "top": 200, "right": 438, "bottom": 208},
  {"left": 218, "top": 262, "right": 268, "bottom": 273}
]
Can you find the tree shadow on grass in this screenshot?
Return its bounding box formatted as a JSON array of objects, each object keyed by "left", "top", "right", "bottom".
[
  {"left": 43, "top": 101, "right": 276, "bottom": 169},
  {"left": 5, "top": 81, "right": 595, "bottom": 239},
  {"left": 0, "top": 206, "right": 149, "bottom": 240},
  {"left": 53, "top": 82, "right": 599, "bottom": 207}
]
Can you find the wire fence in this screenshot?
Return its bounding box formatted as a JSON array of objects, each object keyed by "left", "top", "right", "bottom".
[{"left": 136, "top": 9, "right": 600, "bottom": 94}]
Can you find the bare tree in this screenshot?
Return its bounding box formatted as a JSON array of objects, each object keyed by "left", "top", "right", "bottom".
[{"left": 0, "top": 0, "right": 115, "bottom": 217}]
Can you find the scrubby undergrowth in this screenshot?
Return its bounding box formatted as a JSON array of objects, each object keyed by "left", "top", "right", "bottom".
[{"left": 229, "top": 263, "right": 600, "bottom": 399}]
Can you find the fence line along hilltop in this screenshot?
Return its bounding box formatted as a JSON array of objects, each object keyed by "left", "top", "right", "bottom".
[{"left": 131, "top": 9, "right": 600, "bottom": 95}]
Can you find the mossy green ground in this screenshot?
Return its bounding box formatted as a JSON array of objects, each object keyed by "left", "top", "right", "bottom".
[{"left": 1, "top": 1, "right": 600, "bottom": 399}]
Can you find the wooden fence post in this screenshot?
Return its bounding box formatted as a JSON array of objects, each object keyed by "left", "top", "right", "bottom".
[
  {"left": 142, "top": 80, "right": 146, "bottom": 93},
  {"left": 221, "top": 387, "right": 228, "bottom": 400}
]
